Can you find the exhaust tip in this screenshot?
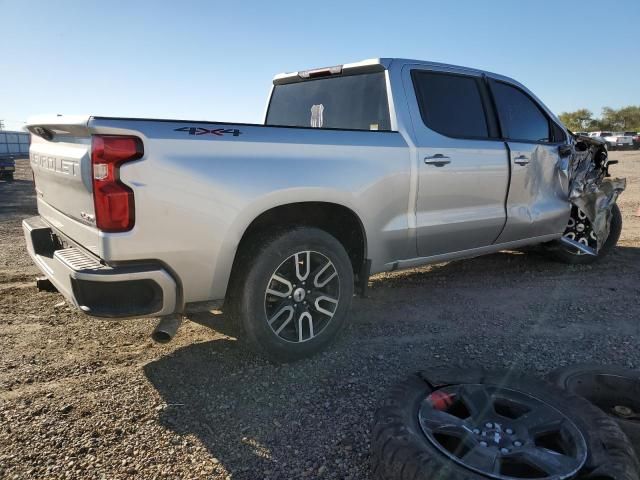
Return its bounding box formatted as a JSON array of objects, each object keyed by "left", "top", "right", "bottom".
[
  {"left": 151, "top": 330, "right": 173, "bottom": 344},
  {"left": 152, "top": 315, "right": 183, "bottom": 343}
]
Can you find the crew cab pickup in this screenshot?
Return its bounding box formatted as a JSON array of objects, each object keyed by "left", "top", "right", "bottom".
[
  {"left": 23, "top": 58, "right": 624, "bottom": 361},
  {"left": 624, "top": 131, "right": 640, "bottom": 150},
  {"left": 589, "top": 131, "right": 634, "bottom": 150}
]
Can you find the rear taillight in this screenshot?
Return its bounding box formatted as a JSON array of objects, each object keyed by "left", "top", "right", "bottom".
[{"left": 91, "top": 135, "right": 143, "bottom": 232}]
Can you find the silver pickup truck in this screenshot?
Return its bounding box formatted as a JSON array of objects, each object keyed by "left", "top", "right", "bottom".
[{"left": 23, "top": 58, "right": 625, "bottom": 361}]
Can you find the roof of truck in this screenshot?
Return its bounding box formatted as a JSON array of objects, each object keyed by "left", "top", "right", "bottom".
[{"left": 273, "top": 58, "right": 507, "bottom": 85}]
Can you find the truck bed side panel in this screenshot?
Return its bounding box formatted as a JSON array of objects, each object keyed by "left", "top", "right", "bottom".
[{"left": 88, "top": 118, "right": 412, "bottom": 303}]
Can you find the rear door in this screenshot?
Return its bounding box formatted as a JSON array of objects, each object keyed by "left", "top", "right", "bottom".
[
  {"left": 489, "top": 79, "right": 571, "bottom": 243},
  {"left": 403, "top": 66, "right": 509, "bottom": 257}
]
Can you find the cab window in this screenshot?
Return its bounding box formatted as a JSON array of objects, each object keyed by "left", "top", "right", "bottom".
[
  {"left": 492, "top": 81, "right": 554, "bottom": 143},
  {"left": 411, "top": 70, "right": 490, "bottom": 139}
]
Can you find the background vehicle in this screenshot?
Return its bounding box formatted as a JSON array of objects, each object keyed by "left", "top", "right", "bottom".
[
  {"left": 23, "top": 58, "right": 623, "bottom": 361},
  {"left": 0, "top": 157, "right": 15, "bottom": 181},
  {"left": 0, "top": 130, "right": 29, "bottom": 181},
  {"left": 589, "top": 131, "right": 634, "bottom": 150},
  {"left": 624, "top": 131, "right": 640, "bottom": 149}
]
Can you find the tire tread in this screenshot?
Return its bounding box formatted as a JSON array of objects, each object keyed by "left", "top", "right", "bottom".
[{"left": 227, "top": 226, "right": 354, "bottom": 362}]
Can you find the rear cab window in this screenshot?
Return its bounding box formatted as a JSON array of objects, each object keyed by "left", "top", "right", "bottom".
[{"left": 266, "top": 72, "right": 391, "bottom": 131}]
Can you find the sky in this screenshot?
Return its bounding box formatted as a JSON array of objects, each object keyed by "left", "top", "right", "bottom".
[{"left": 1, "top": 0, "right": 639, "bottom": 131}]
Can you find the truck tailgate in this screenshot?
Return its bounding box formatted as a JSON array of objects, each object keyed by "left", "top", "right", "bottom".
[{"left": 28, "top": 117, "right": 100, "bottom": 254}]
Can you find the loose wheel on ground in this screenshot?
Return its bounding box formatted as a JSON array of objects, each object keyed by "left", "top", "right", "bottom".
[
  {"left": 371, "top": 368, "right": 639, "bottom": 480},
  {"left": 548, "top": 364, "right": 640, "bottom": 459}
]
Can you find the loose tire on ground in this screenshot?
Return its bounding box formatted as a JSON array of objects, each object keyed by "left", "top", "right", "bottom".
[
  {"left": 371, "top": 368, "right": 639, "bottom": 480},
  {"left": 548, "top": 364, "right": 640, "bottom": 459},
  {"left": 228, "top": 227, "right": 354, "bottom": 363},
  {"left": 551, "top": 204, "right": 622, "bottom": 265}
]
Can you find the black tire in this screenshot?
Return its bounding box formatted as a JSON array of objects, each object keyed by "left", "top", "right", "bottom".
[
  {"left": 548, "top": 364, "right": 640, "bottom": 459},
  {"left": 551, "top": 204, "right": 622, "bottom": 265},
  {"left": 371, "top": 368, "right": 639, "bottom": 480},
  {"left": 228, "top": 227, "right": 353, "bottom": 363}
]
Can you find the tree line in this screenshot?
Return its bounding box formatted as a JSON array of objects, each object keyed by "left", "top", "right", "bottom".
[{"left": 559, "top": 106, "right": 640, "bottom": 133}]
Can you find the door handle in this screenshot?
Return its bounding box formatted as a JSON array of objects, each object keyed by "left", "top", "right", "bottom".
[
  {"left": 513, "top": 155, "right": 530, "bottom": 165},
  {"left": 424, "top": 154, "right": 451, "bottom": 167}
]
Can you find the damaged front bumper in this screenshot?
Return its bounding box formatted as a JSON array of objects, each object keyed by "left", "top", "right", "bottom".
[{"left": 561, "top": 135, "right": 626, "bottom": 253}]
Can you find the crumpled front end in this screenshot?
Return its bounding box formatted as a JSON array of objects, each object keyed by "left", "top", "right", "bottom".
[{"left": 564, "top": 136, "right": 626, "bottom": 252}]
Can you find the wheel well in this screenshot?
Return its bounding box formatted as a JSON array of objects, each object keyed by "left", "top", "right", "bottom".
[{"left": 230, "top": 202, "right": 367, "bottom": 285}]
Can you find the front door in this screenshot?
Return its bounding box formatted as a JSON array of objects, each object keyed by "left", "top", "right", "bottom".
[
  {"left": 404, "top": 66, "right": 510, "bottom": 257},
  {"left": 488, "top": 79, "right": 571, "bottom": 243}
]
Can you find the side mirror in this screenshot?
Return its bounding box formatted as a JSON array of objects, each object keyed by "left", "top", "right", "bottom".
[
  {"left": 559, "top": 144, "right": 574, "bottom": 157},
  {"left": 574, "top": 141, "right": 589, "bottom": 152}
]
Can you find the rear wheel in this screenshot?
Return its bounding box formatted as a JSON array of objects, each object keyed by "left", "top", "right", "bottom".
[
  {"left": 229, "top": 227, "right": 354, "bottom": 362},
  {"left": 551, "top": 204, "right": 622, "bottom": 265}
]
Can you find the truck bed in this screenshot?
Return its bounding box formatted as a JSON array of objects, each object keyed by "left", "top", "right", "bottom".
[{"left": 26, "top": 115, "right": 411, "bottom": 306}]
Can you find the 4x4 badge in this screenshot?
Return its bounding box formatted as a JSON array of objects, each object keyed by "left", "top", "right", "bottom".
[{"left": 174, "top": 126, "right": 242, "bottom": 137}]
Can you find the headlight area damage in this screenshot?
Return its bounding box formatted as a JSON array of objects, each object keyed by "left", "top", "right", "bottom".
[{"left": 559, "top": 135, "right": 626, "bottom": 255}]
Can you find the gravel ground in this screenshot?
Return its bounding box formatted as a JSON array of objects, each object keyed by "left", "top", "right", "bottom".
[{"left": 1, "top": 152, "right": 639, "bottom": 480}]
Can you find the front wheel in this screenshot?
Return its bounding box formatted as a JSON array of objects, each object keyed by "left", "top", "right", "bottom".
[
  {"left": 551, "top": 204, "right": 622, "bottom": 265},
  {"left": 229, "top": 227, "right": 354, "bottom": 362}
]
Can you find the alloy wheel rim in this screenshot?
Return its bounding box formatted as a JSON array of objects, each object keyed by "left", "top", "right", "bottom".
[
  {"left": 263, "top": 250, "right": 340, "bottom": 343},
  {"left": 562, "top": 205, "right": 598, "bottom": 256},
  {"left": 418, "top": 384, "right": 587, "bottom": 479}
]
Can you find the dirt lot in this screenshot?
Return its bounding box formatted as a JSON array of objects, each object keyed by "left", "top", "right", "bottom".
[{"left": 1, "top": 153, "right": 639, "bottom": 479}]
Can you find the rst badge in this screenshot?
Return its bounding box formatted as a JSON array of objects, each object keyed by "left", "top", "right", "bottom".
[{"left": 174, "top": 126, "right": 242, "bottom": 137}]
